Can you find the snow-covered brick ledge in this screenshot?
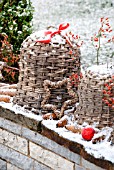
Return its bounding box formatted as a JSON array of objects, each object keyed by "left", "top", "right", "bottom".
[{"left": 0, "top": 105, "right": 114, "bottom": 170}]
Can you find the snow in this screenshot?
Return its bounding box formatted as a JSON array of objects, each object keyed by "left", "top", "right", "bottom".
[
  {"left": 30, "top": 30, "right": 48, "bottom": 41},
  {"left": 0, "top": 62, "right": 113, "bottom": 163},
  {"left": 31, "top": 0, "right": 114, "bottom": 68},
  {"left": 42, "top": 119, "right": 114, "bottom": 163},
  {"left": 30, "top": 25, "right": 78, "bottom": 46},
  {"left": 86, "top": 63, "right": 114, "bottom": 77},
  {"left": 1, "top": 1, "right": 114, "bottom": 164},
  {"left": 0, "top": 101, "right": 42, "bottom": 121},
  {"left": 0, "top": 89, "right": 16, "bottom": 92},
  {"left": 0, "top": 98, "right": 114, "bottom": 163}
]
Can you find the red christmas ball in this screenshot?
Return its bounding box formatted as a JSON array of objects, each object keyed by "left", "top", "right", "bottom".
[{"left": 81, "top": 127, "right": 95, "bottom": 141}]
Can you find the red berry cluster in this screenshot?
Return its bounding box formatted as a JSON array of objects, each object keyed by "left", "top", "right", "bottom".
[
  {"left": 66, "top": 31, "right": 83, "bottom": 48},
  {"left": 102, "top": 75, "right": 114, "bottom": 109},
  {"left": 69, "top": 73, "right": 83, "bottom": 87},
  {"left": 91, "top": 17, "right": 113, "bottom": 48}
]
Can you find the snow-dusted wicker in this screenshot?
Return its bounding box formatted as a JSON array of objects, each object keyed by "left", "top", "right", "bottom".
[
  {"left": 13, "top": 31, "right": 80, "bottom": 113},
  {"left": 75, "top": 69, "right": 114, "bottom": 129}
]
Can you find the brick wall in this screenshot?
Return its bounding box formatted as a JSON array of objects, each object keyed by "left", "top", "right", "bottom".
[{"left": 0, "top": 107, "right": 113, "bottom": 170}]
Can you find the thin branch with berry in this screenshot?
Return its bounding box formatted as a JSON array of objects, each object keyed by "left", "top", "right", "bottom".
[{"left": 91, "top": 17, "right": 114, "bottom": 65}]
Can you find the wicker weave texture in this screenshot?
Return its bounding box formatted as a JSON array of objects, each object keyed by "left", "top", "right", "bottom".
[
  {"left": 75, "top": 72, "right": 114, "bottom": 129},
  {"left": 13, "top": 32, "right": 80, "bottom": 113}
]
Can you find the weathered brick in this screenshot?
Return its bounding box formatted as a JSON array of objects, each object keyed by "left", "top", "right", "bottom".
[
  {"left": 75, "top": 164, "right": 86, "bottom": 170},
  {"left": 0, "top": 106, "right": 42, "bottom": 131},
  {"left": 33, "top": 161, "right": 52, "bottom": 170},
  {"left": 7, "top": 163, "right": 22, "bottom": 170},
  {"left": 30, "top": 142, "right": 74, "bottom": 170},
  {"left": 0, "top": 159, "right": 7, "bottom": 170},
  {"left": 0, "top": 117, "right": 22, "bottom": 135},
  {"left": 0, "top": 144, "right": 34, "bottom": 170},
  {"left": 82, "top": 158, "right": 106, "bottom": 170},
  {"left": 0, "top": 128, "right": 28, "bottom": 155},
  {"left": 22, "top": 127, "right": 80, "bottom": 164}
]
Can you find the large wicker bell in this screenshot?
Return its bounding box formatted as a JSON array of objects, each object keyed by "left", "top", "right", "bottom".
[{"left": 13, "top": 24, "right": 81, "bottom": 114}]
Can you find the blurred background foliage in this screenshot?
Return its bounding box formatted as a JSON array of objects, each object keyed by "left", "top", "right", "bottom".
[{"left": 0, "top": 0, "right": 34, "bottom": 83}]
